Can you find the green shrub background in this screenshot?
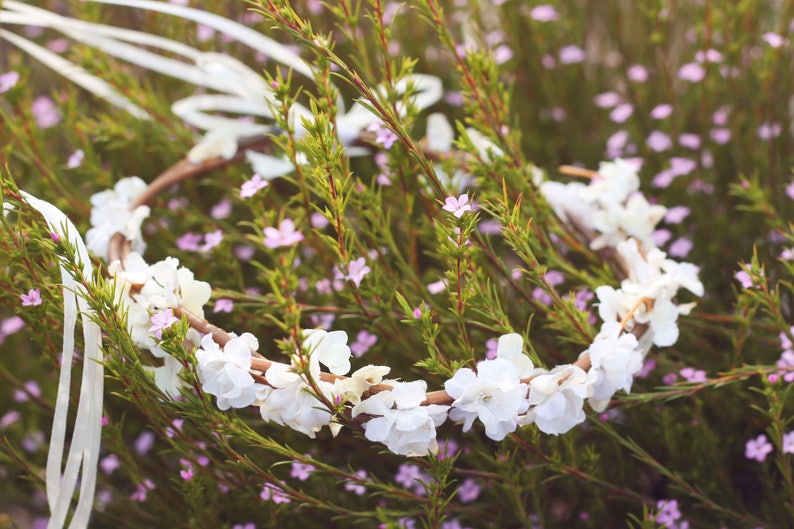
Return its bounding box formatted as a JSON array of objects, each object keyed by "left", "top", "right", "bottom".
[{"left": 1, "top": 1, "right": 793, "bottom": 528}]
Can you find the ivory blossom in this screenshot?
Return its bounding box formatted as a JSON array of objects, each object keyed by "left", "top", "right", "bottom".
[
  {"left": 196, "top": 333, "right": 263, "bottom": 410},
  {"left": 85, "top": 176, "right": 151, "bottom": 259},
  {"left": 523, "top": 365, "right": 590, "bottom": 435},
  {"left": 353, "top": 380, "right": 449, "bottom": 456},
  {"left": 445, "top": 358, "right": 529, "bottom": 441},
  {"left": 584, "top": 322, "right": 644, "bottom": 412}
]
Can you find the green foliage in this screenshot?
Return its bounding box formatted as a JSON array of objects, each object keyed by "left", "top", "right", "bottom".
[{"left": 1, "top": 1, "right": 794, "bottom": 528}]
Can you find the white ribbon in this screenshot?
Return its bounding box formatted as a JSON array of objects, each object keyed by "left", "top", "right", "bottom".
[{"left": 20, "top": 192, "right": 103, "bottom": 529}]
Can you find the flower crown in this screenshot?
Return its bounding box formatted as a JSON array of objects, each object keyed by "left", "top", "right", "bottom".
[
  {"left": 92, "top": 157, "right": 701, "bottom": 459},
  {"left": 4, "top": 1, "right": 703, "bottom": 527}
]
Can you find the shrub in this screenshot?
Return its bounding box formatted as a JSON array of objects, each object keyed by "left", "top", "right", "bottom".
[{"left": 0, "top": 1, "right": 792, "bottom": 528}]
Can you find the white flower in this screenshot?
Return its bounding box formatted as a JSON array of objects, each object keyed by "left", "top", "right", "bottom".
[
  {"left": 333, "top": 365, "right": 391, "bottom": 405},
  {"left": 301, "top": 329, "right": 352, "bottom": 376},
  {"left": 540, "top": 181, "right": 598, "bottom": 229},
  {"left": 258, "top": 332, "right": 350, "bottom": 438},
  {"left": 445, "top": 358, "right": 529, "bottom": 441},
  {"left": 579, "top": 159, "right": 639, "bottom": 207},
  {"left": 186, "top": 127, "right": 239, "bottom": 163},
  {"left": 352, "top": 380, "right": 449, "bottom": 456},
  {"left": 584, "top": 322, "right": 643, "bottom": 411},
  {"left": 522, "top": 365, "right": 590, "bottom": 435},
  {"left": 496, "top": 333, "right": 534, "bottom": 378},
  {"left": 596, "top": 239, "right": 704, "bottom": 347},
  {"left": 138, "top": 257, "right": 212, "bottom": 317},
  {"left": 589, "top": 194, "right": 666, "bottom": 251},
  {"left": 425, "top": 113, "right": 454, "bottom": 153},
  {"left": 465, "top": 128, "right": 504, "bottom": 161},
  {"left": 196, "top": 333, "right": 261, "bottom": 410},
  {"left": 85, "top": 176, "right": 150, "bottom": 259},
  {"left": 259, "top": 367, "right": 337, "bottom": 438},
  {"left": 143, "top": 352, "right": 184, "bottom": 399}
]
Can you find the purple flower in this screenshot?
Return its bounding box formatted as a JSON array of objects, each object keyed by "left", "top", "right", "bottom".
[
  {"left": 650, "top": 104, "right": 673, "bottom": 120},
  {"left": 213, "top": 298, "right": 234, "bottom": 313},
  {"left": 211, "top": 199, "right": 232, "bottom": 219},
  {"left": 639, "top": 358, "right": 657, "bottom": 378},
  {"left": 652, "top": 169, "right": 676, "bottom": 189},
  {"left": 100, "top": 454, "right": 120, "bottom": 475},
  {"left": 20, "top": 289, "right": 43, "bottom": 307},
  {"left": 745, "top": 434, "right": 773, "bottom": 462},
  {"left": 609, "top": 103, "right": 634, "bottom": 123},
  {"left": 67, "top": 149, "right": 84, "bottom": 169},
  {"left": 757, "top": 123, "right": 782, "bottom": 140},
  {"left": 235, "top": 245, "right": 256, "bottom": 261},
  {"left": 783, "top": 431, "right": 794, "bottom": 454},
  {"left": 775, "top": 350, "right": 794, "bottom": 383},
  {"left": 678, "top": 133, "right": 701, "bottom": 150},
  {"left": 395, "top": 464, "right": 429, "bottom": 495},
  {"left": 786, "top": 181, "right": 794, "bottom": 200},
  {"left": 263, "top": 219, "right": 304, "bottom": 248},
  {"left": 200, "top": 229, "right": 224, "bottom": 252},
  {"left": 134, "top": 430, "right": 156, "bottom": 455},
  {"left": 558, "top": 45, "right": 585, "bottom": 64},
  {"left": 176, "top": 232, "right": 202, "bottom": 251},
  {"left": 735, "top": 270, "right": 754, "bottom": 289},
  {"left": 670, "top": 157, "right": 697, "bottom": 177},
  {"left": 260, "top": 484, "right": 291, "bottom": 504},
  {"left": 344, "top": 470, "right": 368, "bottom": 495},
  {"left": 664, "top": 206, "right": 691, "bottom": 224},
  {"left": 627, "top": 64, "right": 648, "bottom": 82},
  {"left": 131, "top": 479, "right": 155, "bottom": 502},
  {"left": 0, "top": 316, "right": 24, "bottom": 345},
  {"left": 606, "top": 129, "right": 629, "bottom": 158},
  {"left": 654, "top": 499, "right": 682, "bottom": 527},
  {"left": 149, "top": 309, "right": 179, "bottom": 340},
  {"left": 240, "top": 173, "right": 269, "bottom": 198},
  {"left": 31, "top": 96, "right": 60, "bottom": 128},
  {"left": 345, "top": 257, "right": 371, "bottom": 287},
  {"left": 367, "top": 121, "right": 398, "bottom": 149},
  {"left": 24, "top": 380, "right": 41, "bottom": 398},
  {"left": 710, "top": 128, "right": 731, "bottom": 144},
  {"left": 0, "top": 410, "right": 21, "bottom": 430},
  {"left": 310, "top": 212, "right": 330, "bottom": 229},
  {"left": 0, "top": 71, "right": 20, "bottom": 93},
  {"left": 457, "top": 479, "right": 481, "bottom": 503},
  {"left": 679, "top": 367, "right": 706, "bottom": 383},
  {"left": 494, "top": 45, "right": 513, "bottom": 65},
  {"left": 696, "top": 48, "right": 723, "bottom": 63},
  {"left": 350, "top": 330, "right": 378, "bottom": 357},
  {"left": 668, "top": 237, "right": 693, "bottom": 258},
  {"left": 677, "top": 62, "right": 705, "bottom": 82},
  {"left": 593, "top": 91, "right": 621, "bottom": 108},
  {"left": 646, "top": 131, "right": 673, "bottom": 152},
  {"left": 529, "top": 5, "right": 559, "bottom": 21},
  {"left": 290, "top": 461, "right": 315, "bottom": 481},
  {"left": 479, "top": 338, "right": 497, "bottom": 360},
  {"left": 442, "top": 194, "right": 472, "bottom": 218},
  {"left": 762, "top": 32, "right": 787, "bottom": 48},
  {"left": 653, "top": 229, "right": 672, "bottom": 247}
]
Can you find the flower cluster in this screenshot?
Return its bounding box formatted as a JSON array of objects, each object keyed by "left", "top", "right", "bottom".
[
  {"left": 109, "top": 252, "right": 211, "bottom": 398},
  {"left": 540, "top": 159, "right": 666, "bottom": 251},
  {"left": 86, "top": 176, "right": 151, "bottom": 259}
]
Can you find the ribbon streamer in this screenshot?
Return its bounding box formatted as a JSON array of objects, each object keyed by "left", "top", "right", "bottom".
[{"left": 20, "top": 192, "right": 104, "bottom": 529}]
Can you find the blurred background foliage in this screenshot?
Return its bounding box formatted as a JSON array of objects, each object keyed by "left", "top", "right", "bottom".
[{"left": 1, "top": 1, "right": 793, "bottom": 528}]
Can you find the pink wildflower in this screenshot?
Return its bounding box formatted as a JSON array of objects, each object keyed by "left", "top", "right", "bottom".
[
  {"left": 20, "top": 289, "right": 42, "bottom": 307},
  {"left": 263, "top": 219, "right": 304, "bottom": 248}
]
